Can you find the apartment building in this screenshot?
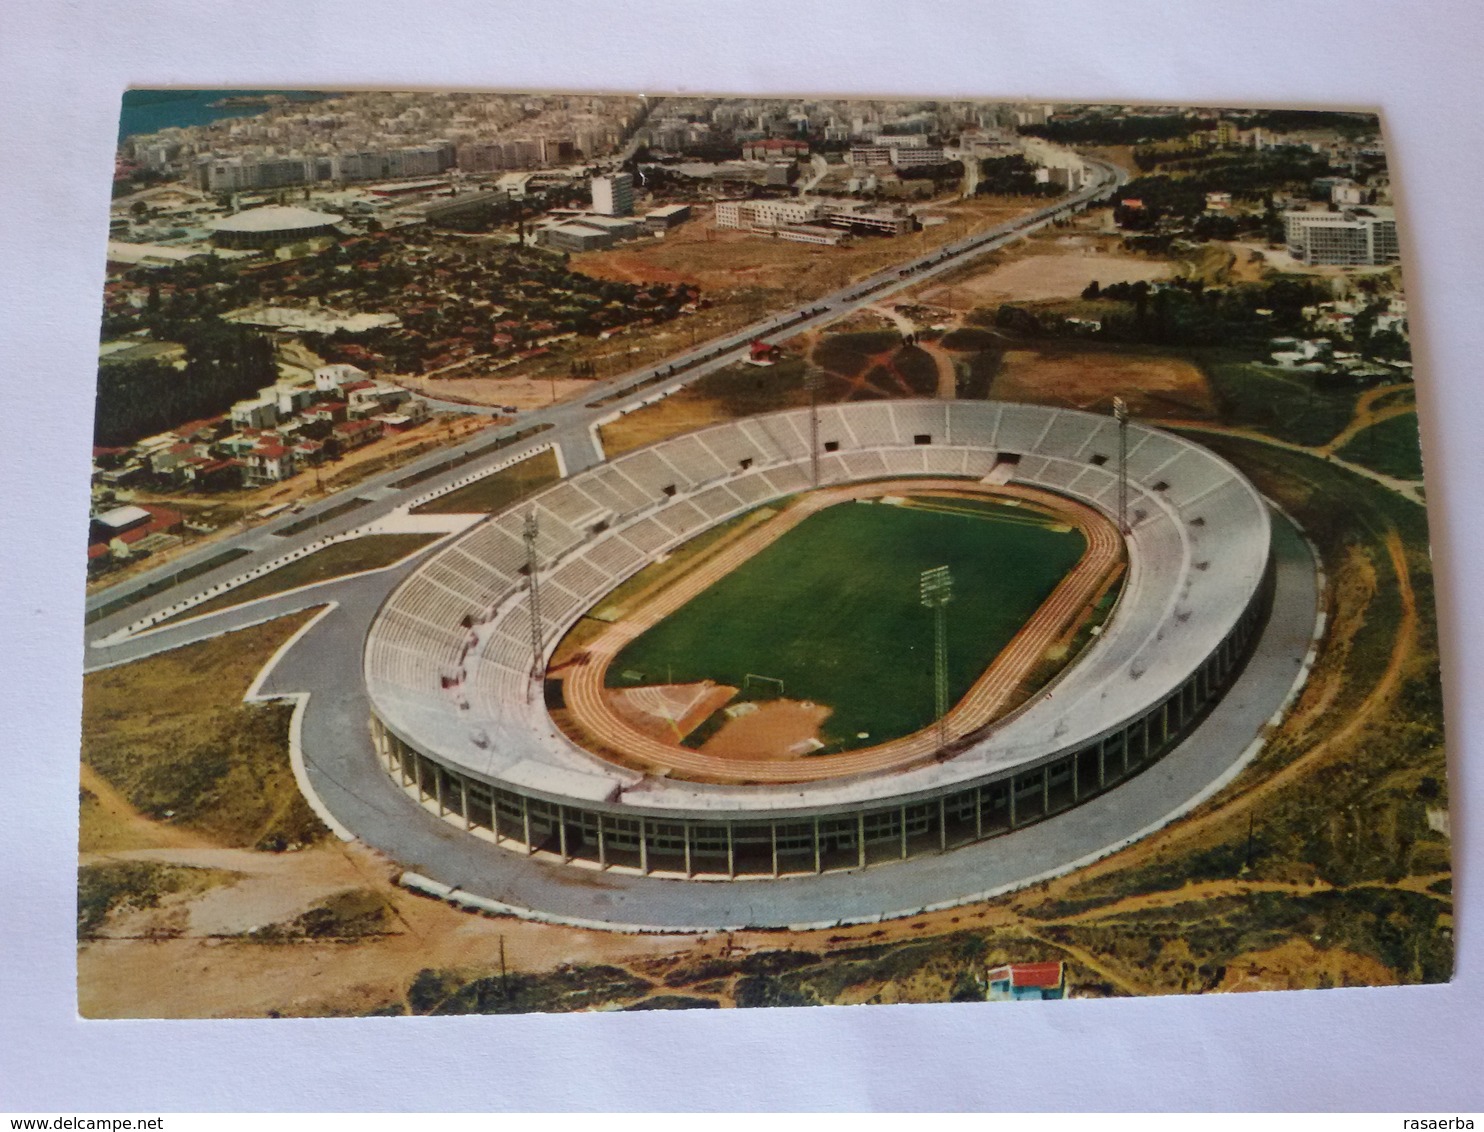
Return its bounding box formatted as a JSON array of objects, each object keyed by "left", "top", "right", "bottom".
[
  {"left": 591, "top": 172, "right": 635, "bottom": 216},
  {"left": 1284, "top": 207, "right": 1399, "bottom": 266}
]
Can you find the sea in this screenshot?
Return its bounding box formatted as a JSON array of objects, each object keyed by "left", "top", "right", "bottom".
[{"left": 117, "top": 89, "right": 336, "bottom": 143}]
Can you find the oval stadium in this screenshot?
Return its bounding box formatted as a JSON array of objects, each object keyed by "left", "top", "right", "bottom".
[{"left": 364, "top": 398, "right": 1276, "bottom": 882}]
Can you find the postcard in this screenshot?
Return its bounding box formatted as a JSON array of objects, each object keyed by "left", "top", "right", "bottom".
[{"left": 78, "top": 91, "right": 1449, "bottom": 1017}]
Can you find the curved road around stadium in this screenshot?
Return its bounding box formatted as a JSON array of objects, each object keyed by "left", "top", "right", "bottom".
[
  {"left": 559, "top": 479, "right": 1124, "bottom": 784},
  {"left": 156, "top": 503, "right": 1319, "bottom": 933}
]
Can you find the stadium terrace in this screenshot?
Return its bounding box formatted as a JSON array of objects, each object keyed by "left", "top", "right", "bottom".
[{"left": 365, "top": 399, "right": 1272, "bottom": 879}]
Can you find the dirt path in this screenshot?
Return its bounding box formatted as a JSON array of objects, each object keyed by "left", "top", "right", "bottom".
[
  {"left": 922, "top": 341, "right": 959, "bottom": 399},
  {"left": 79, "top": 764, "right": 218, "bottom": 853},
  {"left": 1022, "top": 529, "right": 1417, "bottom": 907},
  {"left": 1319, "top": 398, "right": 1417, "bottom": 457},
  {"left": 1152, "top": 420, "right": 1425, "bottom": 505},
  {"left": 1040, "top": 878, "right": 1334, "bottom": 925},
  {"left": 1020, "top": 929, "right": 1151, "bottom": 997}
]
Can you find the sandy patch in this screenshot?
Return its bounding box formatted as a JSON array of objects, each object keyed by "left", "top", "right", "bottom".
[
  {"left": 400, "top": 371, "right": 597, "bottom": 411},
  {"left": 993, "top": 348, "right": 1217, "bottom": 418},
  {"left": 1217, "top": 938, "right": 1399, "bottom": 993},
  {"left": 928, "top": 252, "right": 1171, "bottom": 306},
  {"left": 78, "top": 840, "right": 713, "bottom": 1018},
  {"left": 701, "top": 699, "right": 832, "bottom": 761}
]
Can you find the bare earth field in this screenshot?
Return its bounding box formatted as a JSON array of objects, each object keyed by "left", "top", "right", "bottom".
[
  {"left": 573, "top": 198, "right": 1046, "bottom": 298},
  {"left": 399, "top": 372, "right": 596, "bottom": 411},
  {"left": 993, "top": 347, "right": 1218, "bottom": 418},
  {"left": 928, "top": 250, "right": 1171, "bottom": 307}
]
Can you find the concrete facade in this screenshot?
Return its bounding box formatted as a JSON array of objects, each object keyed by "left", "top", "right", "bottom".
[{"left": 364, "top": 400, "right": 1273, "bottom": 883}]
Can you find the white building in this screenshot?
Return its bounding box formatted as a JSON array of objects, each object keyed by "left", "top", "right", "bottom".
[
  {"left": 715, "top": 197, "right": 910, "bottom": 238},
  {"left": 272, "top": 383, "right": 317, "bottom": 417},
  {"left": 314, "top": 363, "right": 369, "bottom": 393},
  {"left": 591, "top": 172, "right": 635, "bottom": 217},
  {"left": 1284, "top": 207, "right": 1399, "bottom": 266},
  {"left": 230, "top": 395, "right": 279, "bottom": 431},
  {"left": 715, "top": 198, "right": 824, "bottom": 229}
]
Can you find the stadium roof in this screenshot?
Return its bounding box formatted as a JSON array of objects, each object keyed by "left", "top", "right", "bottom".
[{"left": 207, "top": 205, "right": 344, "bottom": 233}]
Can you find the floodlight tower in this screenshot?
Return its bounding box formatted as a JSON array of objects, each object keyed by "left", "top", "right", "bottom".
[
  {"left": 919, "top": 565, "right": 954, "bottom": 749},
  {"left": 523, "top": 509, "right": 545, "bottom": 691},
  {"left": 805, "top": 368, "right": 824, "bottom": 486},
  {"left": 1113, "top": 395, "right": 1131, "bottom": 535}
]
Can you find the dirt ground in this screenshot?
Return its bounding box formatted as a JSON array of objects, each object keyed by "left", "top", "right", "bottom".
[
  {"left": 572, "top": 198, "right": 1045, "bottom": 299},
  {"left": 992, "top": 347, "right": 1218, "bottom": 418},
  {"left": 78, "top": 841, "right": 712, "bottom": 1018},
  {"left": 399, "top": 371, "right": 599, "bottom": 411},
  {"left": 1216, "top": 938, "right": 1398, "bottom": 993},
  {"left": 701, "top": 699, "right": 834, "bottom": 761},
  {"left": 599, "top": 396, "right": 743, "bottom": 457},
  {"left": 927, "top": 249, "right": 1171, "bottom": 307}
]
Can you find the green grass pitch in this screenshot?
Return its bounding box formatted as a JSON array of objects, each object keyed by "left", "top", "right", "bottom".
[{"left": 608, "top": 495, "right": 1088, "bottom": 751}]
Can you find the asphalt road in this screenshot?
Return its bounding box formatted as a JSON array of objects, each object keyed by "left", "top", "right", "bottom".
[
  {"left": 92, "top": 503, "right": 1317, "bottom": 931},
  {"left": 86, "top": 153, "right": 1312, "bottom": 933},
  {"left": 84, "top": 158, "right": 1124, "bottom": 653}
]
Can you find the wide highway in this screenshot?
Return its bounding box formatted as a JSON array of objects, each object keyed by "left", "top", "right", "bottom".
[{"left": 83, "top": 155, "right": 1125, "bottom": 656}]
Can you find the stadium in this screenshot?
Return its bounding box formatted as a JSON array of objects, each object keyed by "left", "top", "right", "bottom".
[{"left": 364, "top": 399, "right": 1273, "bottom": 880}]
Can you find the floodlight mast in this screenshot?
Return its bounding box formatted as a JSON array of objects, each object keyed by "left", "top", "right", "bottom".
[
  {"left": 919, "top": 565, "right": 954, "bottom": 749},
  {"left": 1114, "top": 396, "right": 1130, "bottom": 536},
  {"left": 805, "top": 369, "right": 823, "bottom": 486},
  {"left": 523, "top": 509, "right": 545, "bottom": 695}
]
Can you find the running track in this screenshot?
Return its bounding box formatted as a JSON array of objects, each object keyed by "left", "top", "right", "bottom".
[{"left": 561, "top": 478, "right": 1124, "bottom": 783}]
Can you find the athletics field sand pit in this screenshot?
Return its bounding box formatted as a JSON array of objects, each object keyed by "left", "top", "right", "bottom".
[{"left": 700, "top": 700, "right": 833, "bottom": 762}]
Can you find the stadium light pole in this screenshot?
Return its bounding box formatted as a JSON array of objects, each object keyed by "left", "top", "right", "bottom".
[
  {"left": 805, "top": 368, "right": 823, "bottom": 486},
  {"left": 920, "top": 565, "right": 954, "bottom": 750},
  {"left": 523, "top": 508, "right": 545, "bottom": 698},
  {"left": 1114, "top": 395, "right": 1130, "bottom": 535}
]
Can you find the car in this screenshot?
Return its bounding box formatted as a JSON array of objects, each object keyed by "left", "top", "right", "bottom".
[{"left": 500, "top": 405, "right": 519, "bottom": 414}]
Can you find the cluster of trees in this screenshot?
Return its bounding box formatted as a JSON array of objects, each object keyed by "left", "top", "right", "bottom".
[
  {"left": 305, "top": 241, "right": 698, "bottom": 373},
  {"left": 1241, "top": 109, "right": 1380, "bottom": 137},
  {"left": 1020, "top": 113, "right": 1209, "bottom": 146},
  {"left": 1131, "top": 151, "right": 1334, "bottom": 203},
  {"left": 102, "top": 257, "right": 264, "bottom": 339},
  {"left": 976, "top": 155, "right": 1060, "bottom": 197},
  {"left": 94, "top": 320, "right": 276, "bottom": 447},
  {"left": 1349, "top": 302, "right": 1411, "bottom": 361},
  {"left": 898, "top": 159, "right": 965, "bottom": 185},
  {"left": 1010, "top": 275, "right": 1333, "bottom": 349},
  {"left": 1023, "top": 109, "right": 1379, "bottom": 149}
]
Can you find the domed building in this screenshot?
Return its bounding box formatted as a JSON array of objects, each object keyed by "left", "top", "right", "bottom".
[{"left": 207, "top": 205, "right": 344, "bottom": 250}]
